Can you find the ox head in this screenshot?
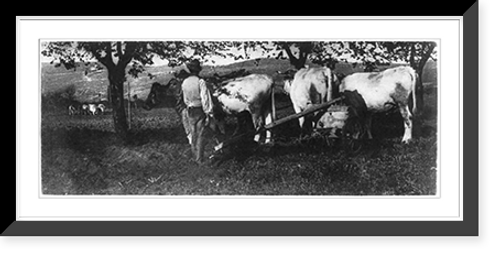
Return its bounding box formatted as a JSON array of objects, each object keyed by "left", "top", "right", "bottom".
[
  {"left": 276, "top": 69, "right": 297, "bottom": 95},
  {"left": 144, "top": 82, "right": 172, "bottom": 111},
  {"left": 144, "top": 70, "right": 189, "bottom": 110}
]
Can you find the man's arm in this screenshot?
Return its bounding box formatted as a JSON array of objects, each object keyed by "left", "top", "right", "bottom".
[{"left": 199, "top": 79, "right": 214, "bottom": 115}]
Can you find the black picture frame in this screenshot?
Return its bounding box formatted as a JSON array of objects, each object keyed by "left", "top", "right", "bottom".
[{"left": 6, "top": 2, "right": 479, "bottom": 237}]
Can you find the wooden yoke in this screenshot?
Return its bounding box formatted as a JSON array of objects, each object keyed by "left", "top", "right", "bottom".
[
  {"left": 263, "top": 96, "right": 345, "bottom": 131},
  {"left": 212, "top": 96, "right": 345, "bottom": 153}
]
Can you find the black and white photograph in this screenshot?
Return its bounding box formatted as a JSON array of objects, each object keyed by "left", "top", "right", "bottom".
[{"left": 40, "top": 40, "right": 438, "bottom": 196}]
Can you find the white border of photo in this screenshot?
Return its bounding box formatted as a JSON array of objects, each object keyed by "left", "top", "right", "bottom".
[{"left": 17, "top": 17, "right": 462, "bottom": 221}]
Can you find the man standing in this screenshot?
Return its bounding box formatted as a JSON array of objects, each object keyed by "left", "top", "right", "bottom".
[
  {"left": 180, "top": 59, "right": 214, "bottom": 164},
  {"left": 172, "top": 70, "right": 191, "bottom": 145}
]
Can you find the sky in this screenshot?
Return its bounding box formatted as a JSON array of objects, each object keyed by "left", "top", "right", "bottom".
[{"left": 152, "top": 45, "right": 281, "bottom": 66}]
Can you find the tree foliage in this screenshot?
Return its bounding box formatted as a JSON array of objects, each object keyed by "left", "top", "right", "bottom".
[
  {"left": 41, "top": 40, "right": 437, "bottom": 138},
  {"left": 41, "top": 41, "right": 239, "bottom": 139}
]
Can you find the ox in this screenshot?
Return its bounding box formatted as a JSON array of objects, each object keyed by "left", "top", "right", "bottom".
[
  {"left": 81, "top": 104, "right": 90, "bottom": 115},
  {"left": 282, "top": 67, "right": 340, "bottom": 135},
  {"left": 144, "top": 73, "right": 274, "bottom": 145},
  {"left": 88, "top": 104, "right": 98, "bottom": 115},
  {"left": 97, "top": 104, "right": 105, "bottom": 114},
  {"left": 212, "top": 73, "right": 274, "bottom": 144},
  {"left": 338, "top": 66, "right": 417, "bottom": 143},
  {"left": 82, "top": 104, "right": 100, "bottom": 115},
  {"left": 144, "top": 81, "right": 177, "bottom": 111},
  {"left": 68, "top": 105, "right": 77, "bottom": 115}
]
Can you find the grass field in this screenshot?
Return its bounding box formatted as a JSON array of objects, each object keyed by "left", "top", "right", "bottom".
[{"left": 41, "top": 59, "right": 438, "bottom": 195}]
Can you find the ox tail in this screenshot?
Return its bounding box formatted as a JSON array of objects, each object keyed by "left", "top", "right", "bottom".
[
  {"left": 410, "top": 67, "right": 418, "bottom": 115},
  {"left": 325, "top": 67, "right": 333, "bottom": 102}
]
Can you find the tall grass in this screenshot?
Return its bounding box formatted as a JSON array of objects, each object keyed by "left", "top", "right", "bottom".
[{"left": 40, "top": 58, "right": 438, "bottom": 195}]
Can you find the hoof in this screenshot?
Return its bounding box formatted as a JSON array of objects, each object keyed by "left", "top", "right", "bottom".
[{"left": 401, "top": 138, "right": 412, "bottom": 144}]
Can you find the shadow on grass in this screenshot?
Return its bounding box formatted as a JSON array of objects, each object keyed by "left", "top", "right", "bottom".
[
  {"left": 42, "top": 126, "right": 188, "bottom": 153},
  {"left": 209, "top": 109, "right": 437, "bottom": 168},
  {"left": 42, "top": 127, "right": 117, "bottom": 154},
  {"left": 126, "top": 127, "right": 186, "bottom": 146}
]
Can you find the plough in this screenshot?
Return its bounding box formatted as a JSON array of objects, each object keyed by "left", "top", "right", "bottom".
[{"left": 210, "top": 90, "right": 367, "bottom": 160}]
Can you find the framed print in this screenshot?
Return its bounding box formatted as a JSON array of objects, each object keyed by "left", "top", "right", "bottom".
[{"left": 13, "top": 3, "right": 475, "bottom": 235}]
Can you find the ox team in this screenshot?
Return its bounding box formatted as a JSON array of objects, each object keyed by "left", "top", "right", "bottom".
[
  {"left": 283, "top": 65, "right": 417, "bottom": 143},
  {"left": 143, "top": 60, "right": 418, "bottom": 164}
]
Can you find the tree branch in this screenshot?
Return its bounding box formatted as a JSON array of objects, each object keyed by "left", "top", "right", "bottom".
[
  {"left": 118, "top": 41, "right": 137, "bottom": 69},
  {"left": 102, "top": 42, "right": 115, "bottom": 69},
  {"left": 282, "top": 42, "right": 297, "bottom": 62},
  {"left": 418, "top": 42, "right": 436, "bottom": 71},
  {"left": 409, "top": 43, "right": 416, "bottom": 68},
  {"left": 88, "top": 45, "right": 110, "bottom": 68},
  {"left": 116, "top": 41, "right": 123, "bottom": 58}
]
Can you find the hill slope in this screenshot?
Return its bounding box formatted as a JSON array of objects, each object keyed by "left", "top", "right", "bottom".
[
  {"left": 41, "top": 58, "right": 437, "bottom": 103},
  {"left": 41, "top": 59, "right": 294, "bottom": 103}
]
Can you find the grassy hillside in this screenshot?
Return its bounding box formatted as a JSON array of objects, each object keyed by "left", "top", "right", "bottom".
[
  {"left": 41, "top": 62, "right": 177, "bottom": 102},
  {"left": 40, "top": 59, "right": 294, "bottom": 103},
  {"left": 40, "top": 58, "right": 438, "bottom": 196},
  {"left": 41, "top": 58, "right": 437, "bottom": 104}
]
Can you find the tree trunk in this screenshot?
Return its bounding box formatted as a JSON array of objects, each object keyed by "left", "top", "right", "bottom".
[
  {"left": 107, "top": 66, "right": 129, "bottom": 140},
  {"left": 290, "top": 56, "right": 307, "bottom": 70},
  {"left": 408, "top": 44, "right": 423, "bottom": 113},
  {"left": 415, "top": 68, "right": 424, "bottom": 113},
  {"left": 414, "top": 42, "right": 436, "bottom": 113},
  {"left": 407, "top": 63, "right": 425, "bottom": 114},
  {"left": 283, "top": 43, "right": 310, "bottom": 69}
]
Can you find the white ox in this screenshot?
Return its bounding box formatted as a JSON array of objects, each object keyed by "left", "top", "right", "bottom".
[
  {"left": 82, "top": 104, "right": 104, "bottom": 115},
  {"left": 81, "top": 104, "right": 90, "bottom": 115},
  {"left": 339, "top": 66, "right": 418, "bottom": 143},
  {"left": 213, "top": 74, "right": 273, "bottom": 144},
  {"left": 68, "top": 105, "right": 77, "bottom": 115},
  {"left": 283, "top": 67, "right": 339, "bottom": 134},
  {"left": 89, "top": 104, "right": 98, "bottom": 115},
  {"left": 97, "top": 104, "right": 105, "bottom": 114}
]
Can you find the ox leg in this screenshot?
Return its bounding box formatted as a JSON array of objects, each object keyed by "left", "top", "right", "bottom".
[
  {"left": 234, "top": 112, "right": 250, "bottom": 137},
  {"left": 263, "top": 112, "right": 272, "bottom": 144},
  {"left": 399, "top": 105, "right": 413, "bottom": 143},
  {"left": 303, "top": 115, "right": 314, "bottom": 136},
  {"left": 216, "top": 118, "right": 226, "bottom": 135},
  {"left": 295, "top": 108, "right": 305, "bottom": 131},
  {"left": 252, "top": 113, "right": 263, "bottom": 143},
  {"left": 295, "top": 104, "right": 312, "bottom": 137},
  {"left": 365, "top": 113, "right": 373, "bottom": 139}
]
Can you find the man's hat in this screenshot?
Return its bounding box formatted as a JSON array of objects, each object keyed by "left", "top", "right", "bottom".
[{"left": 186, "top": 59, "right": 202, "bottom": 74}]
